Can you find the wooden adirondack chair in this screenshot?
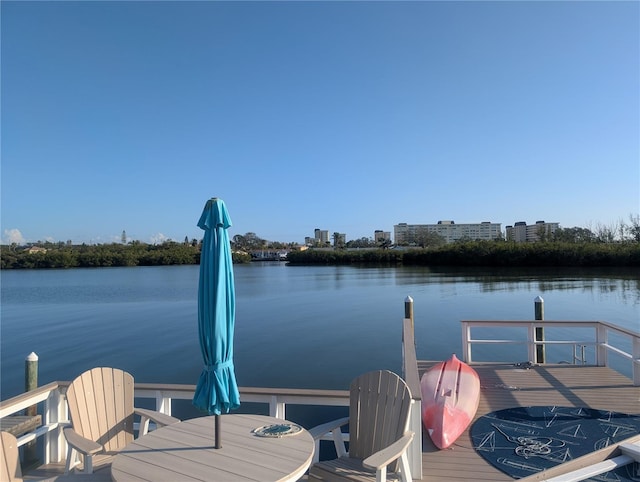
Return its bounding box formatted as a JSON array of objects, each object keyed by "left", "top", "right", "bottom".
[
  {"left": 63, "top": 367, "right": 179, "bottom": 475},
  {"left": 308, "top": 370, "right": 414, "bottom": 482},
  {"left": 1, "top": 431, "right": 23, "bottom": 482}
]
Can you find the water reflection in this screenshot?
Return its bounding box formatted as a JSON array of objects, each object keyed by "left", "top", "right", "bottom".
[{"left": 392, "top": 266, "right": 640, "bottom": 305}]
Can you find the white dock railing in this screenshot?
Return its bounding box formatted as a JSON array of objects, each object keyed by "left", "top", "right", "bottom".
[
  {"left": 2, "top": 317, "right": 636, "bottom": 478},
  {"left": 0, "top": 312, "right": 424, "bottom": 477},
  {"left": 0, "top": 382, "right": 352, "bottom": 468},
  {"left": 1, "top": 316, "right": 424, "bottom": 478},
  {"left": 461, "top": 320, "right": 640, "bottom": 386}
]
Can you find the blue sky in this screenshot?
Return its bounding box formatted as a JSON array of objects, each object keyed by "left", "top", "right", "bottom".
[{"left": 2, "top": 1, "right": 638, "bottom": 245}]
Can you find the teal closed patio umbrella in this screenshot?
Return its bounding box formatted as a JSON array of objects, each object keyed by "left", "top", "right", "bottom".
[{"left": 192, "top": 198, "right": 240, "bottom": 448}]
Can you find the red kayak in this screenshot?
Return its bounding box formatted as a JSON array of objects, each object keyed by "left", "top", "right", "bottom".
[{"left": 420, "top": 354, "right": 480, "bottom": 449}]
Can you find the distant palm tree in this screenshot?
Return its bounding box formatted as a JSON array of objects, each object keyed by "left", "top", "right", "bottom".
[{"left": 332, "top": 232, "right": 345, "bottom": 249}]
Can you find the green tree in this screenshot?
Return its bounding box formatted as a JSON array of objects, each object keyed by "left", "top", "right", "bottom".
[
  {"left": 332, "top": 232, "right": 345, "bottom": 249},
  {"left": 626, "top": 214, "right": 640, "bottom": 242},
  {"left": 345, "top": 237, "right": 375, "bottom": 248},
  {"left": 231, "top": 234, "right": 245, "bottom": 249},
  {"left": 415, "top": 230, "right": 446, "bottom": 248},
  {"left": 231, "top": 233, "right": 265, "bottom": 251},
  {"left": 594, "top": 222, "right": 617, "bottom": 243},
  {"left": 553, "top": 227, "right": 595, "bottom": 243}
]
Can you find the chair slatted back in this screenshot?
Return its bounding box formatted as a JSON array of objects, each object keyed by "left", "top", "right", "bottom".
[
  {"left": 348, "top": 370, "right": 412, "bottom": 465},
  {"left": 0, "top": 431, "right": 23, "bottom": 482},
  {"left": 66, "top": 367, "right": 135, "bottom": 452}
]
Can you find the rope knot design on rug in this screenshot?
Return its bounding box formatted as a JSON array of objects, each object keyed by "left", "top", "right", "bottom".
[{"left": 471, "top": 406, "right": 640, "bottom": 480}]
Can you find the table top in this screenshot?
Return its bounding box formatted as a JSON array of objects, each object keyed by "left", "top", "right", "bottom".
[{"left": 111, "top": 414, "right": 315, "bottom": 482}]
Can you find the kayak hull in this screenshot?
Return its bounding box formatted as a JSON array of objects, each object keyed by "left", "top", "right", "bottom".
[{"left": 420, "top": 354, "right": 480, "bottom": 449}]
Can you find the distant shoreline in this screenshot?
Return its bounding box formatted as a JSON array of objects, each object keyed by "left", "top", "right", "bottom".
[
  {"left": 1, "top": 240, "right": 638, "bottom": 269},
  {"left": 286, "top": 242, "right": 639, "bottom": 268}
]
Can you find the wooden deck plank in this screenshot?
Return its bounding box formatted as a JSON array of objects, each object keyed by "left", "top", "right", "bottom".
[
  {"left": 23, "top": 462, "right": 112, "bottom": 481},
  {"left": 417, "top": 361, "right": 640, "bottom": 481},
  {"left": 0, "top": 415, "right": 42, "bottom": 437}
]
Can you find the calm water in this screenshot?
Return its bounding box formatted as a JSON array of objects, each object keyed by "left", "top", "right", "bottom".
[{"left": 1, "top": 264, "right": 639, "bottom": 403}]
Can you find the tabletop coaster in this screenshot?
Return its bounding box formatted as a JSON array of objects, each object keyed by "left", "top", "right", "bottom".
[
  {"left": 471, "top": 406, "right": 640, "bottom": 480},
  {"left": 253, "top": 423, "right": 303, "bottom": 438}
]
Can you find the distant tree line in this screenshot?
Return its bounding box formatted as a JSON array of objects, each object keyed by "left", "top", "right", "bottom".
[
  {"left": 287, "top": 217, "right": 640, "bottom": 267},
  {"left": 287, "top": 241, "right": 640, "bottom": 267},
  {"left": 548, "top": 222, "right": 640, "bottom": 244},
  {"left": 0, "top": 240, "right": 251, "bottom": 270}
]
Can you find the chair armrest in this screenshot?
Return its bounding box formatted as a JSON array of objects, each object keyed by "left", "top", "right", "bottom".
[
  {"left": 135, "top": 408, "right": 180, "bottom": 437},
  {"left": 363, "top": 432, "right": 414, "bottom": 470},
  {"left": 309, "top": 416, "right": 350, "bottom": 461},
  {"left": 308, "top": 417, "right": 350, "bottom": 440},
  {"left": 63, "top": 427, "right": 103, "bottom": 456},
  {"left": 134, "top": 407, "right": 179, "bottom": 427}
]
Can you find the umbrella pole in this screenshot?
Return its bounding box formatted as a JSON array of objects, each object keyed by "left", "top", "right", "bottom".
[{"left": 215, "top": 414, "right": 221, "bottom": 449}]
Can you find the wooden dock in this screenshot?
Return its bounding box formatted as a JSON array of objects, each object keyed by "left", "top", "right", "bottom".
[
  {"left": 417, "top": 361, "right": 640, "bottom": 481},
  {"left": 14, "top": 316, "right": 640, "bottom": 481},
  {"left": 23, "top": 363, "right": 639, "bottom": 481}
]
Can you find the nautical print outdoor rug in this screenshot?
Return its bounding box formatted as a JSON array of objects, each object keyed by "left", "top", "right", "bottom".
[{"left": 471, "top": 406, "right": 640, "bottom": 481}]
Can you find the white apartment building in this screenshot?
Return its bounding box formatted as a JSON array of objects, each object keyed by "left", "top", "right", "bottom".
[
  {"left": 374, "top": 230, "right": 391, "bottom": 243},
  {"left": 314, "top": 229, "right": 329, "bottom": 244},
  {"left": 505, "top": 221, "right": 559, "bottom": 242},
  {"left": 394, "top": 221, "right": 502, "bottom": 245},
  {"left": 304, "top": 229, "right": 331, "bottom": 246}
]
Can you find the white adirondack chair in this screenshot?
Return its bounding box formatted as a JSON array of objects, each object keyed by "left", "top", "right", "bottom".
[
  {"left": 63, "top": 367, "right": 179, "bottom": 475},
  {"left": 308, "top": 370, "right": 414, "bottom": 482},
  {"left": 1, "top": 431, "right": 23, "bottom": 482}
]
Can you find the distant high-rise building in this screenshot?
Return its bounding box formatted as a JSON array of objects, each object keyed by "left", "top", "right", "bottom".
[
  {"left": 374, "top": 230, "right": 391, "bottom": 243},
  {"left": 394, "top": 221, "right": 502, "bottom": 245},
  {"left": 505, "top": 221, "right": 559, "bottom": 242},
  {"left": 314, "top": 229, "right": 329, "bottom": 245}
]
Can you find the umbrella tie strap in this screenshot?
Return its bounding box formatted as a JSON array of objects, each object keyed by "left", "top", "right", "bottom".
[{"left": 204, "top": 360, "right": 233, "bottom": 372}]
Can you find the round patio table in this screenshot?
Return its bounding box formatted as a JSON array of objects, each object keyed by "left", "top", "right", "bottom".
[{"left": 111, "top": 414, "right": 315, "bottom": 481}]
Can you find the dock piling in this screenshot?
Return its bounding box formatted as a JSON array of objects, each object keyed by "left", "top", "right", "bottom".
[
  {"left": 404, "top": 296, "right": 414, "bottom": 331},
  {"left": 534, "top": 296, "right": 545, "bottom": 363},
  {"left": 24, "top": 352, "right": 39, "bottom": 468}
]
